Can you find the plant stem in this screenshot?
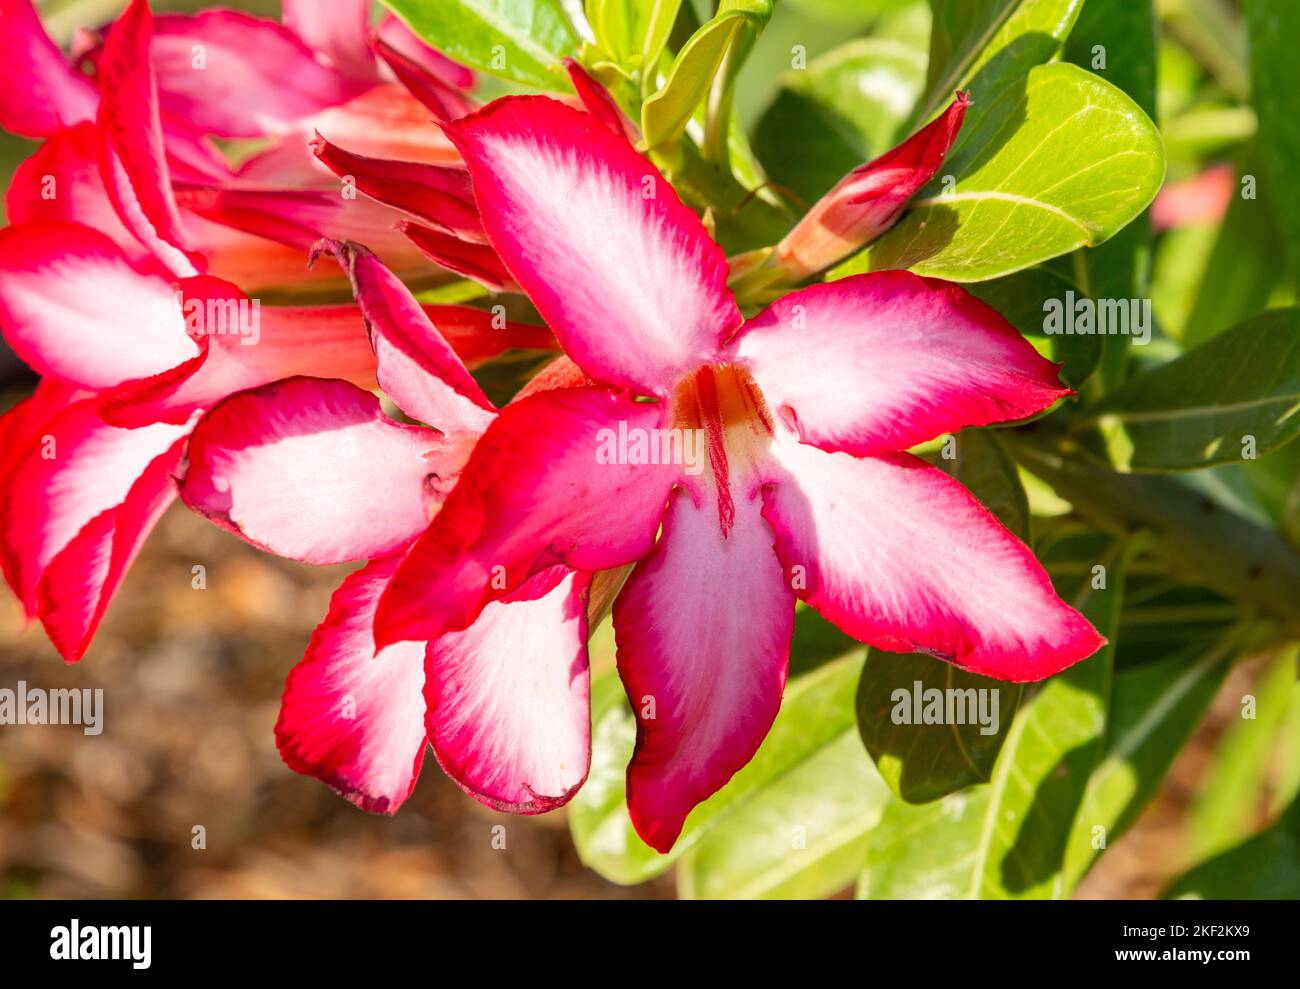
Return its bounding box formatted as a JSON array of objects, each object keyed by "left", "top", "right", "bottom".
[{"left": 1007, "top": 430, "right": 1300, "bottom": 638}]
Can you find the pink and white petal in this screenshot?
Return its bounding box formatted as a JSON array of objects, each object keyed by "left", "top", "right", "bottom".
[
  {"left": 374, "top": 14, "right": 476, "bottom": 91},
  {"left": 36, "top": 436, "right": 184, "bottom": 662},
  {"left": 276, "top": 556, "right": 428, "bottom": 814},
  {"left": 150, "top": 10, "right": 368, "bottom": 137},
  {"left": 729, "top": 271, "right": 1070, "bottom": 456},
  {"left": 426, "top": 567, "right": 591, "bottom": 813},
  {"left": 178, "top": 378, "right": 446, "bottom": 565},
  {"left": 376, "top": 388, "right": 680, "bottom": 646},
  {"left": 281, "top": 0, "right": 379, "bottom": 82},
  {"left": 0, "top": 0, "right": 98, "bottom": 138},
  {"left": 1, "top": 400, "right": 187, "bottom": 614},
  {"left": 101, "top": 300, "right": 378, "bottom": 426},
  {"left": 5, "top": 124, "right": 154, "bottom": 264},
  {"left": 316, "top": 239, "right": 496, "bottom": 433},
  {"left": 760, "top": 436, "right": 1105, "bottom": 682},
  {"left": 614, "top": 478, "right": 794, "bottom": 852},
  {"left": 97, "top": 0, "right": 203, "bottom": 276},
  {"left": 0, "top": 222, "right": 199, "bottom": 389},
  {"left": 311, "top": 135, "right": 483, "bottom": 239},
  {"left": 446, "top": 96, "right": 740, "bottom": 395},
  {"left": 0, "top": 379, "right": 86, "bottom": 603}
]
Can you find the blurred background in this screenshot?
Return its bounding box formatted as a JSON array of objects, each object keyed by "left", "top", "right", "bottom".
[{"left": 0, "top": 0, "right": 1289, "bottom": 898}]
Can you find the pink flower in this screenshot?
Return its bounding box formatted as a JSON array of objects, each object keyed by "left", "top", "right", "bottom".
[
  {"left": 369, "top": 96, "right": 1105, "bottom": 851},
  {"left": 175, "top": 243, "right": 584, "bottom": 813},
  {"left": 0, "top": 2, "right": 546, "bottom": 661},
  {"left": 1, "top": 0, "right": 489, "bottom": 292}
]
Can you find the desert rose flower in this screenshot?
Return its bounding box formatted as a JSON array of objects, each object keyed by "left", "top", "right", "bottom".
[
  {"left": 372, "top": 96, "right": 1105, "bottom": 851},
  {"left": 176, "top": 243, "right": 578, "bottom": 813}
]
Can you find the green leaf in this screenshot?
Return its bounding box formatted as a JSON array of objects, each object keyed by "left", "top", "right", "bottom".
[
  {"left": 966, "top": 267, "right": 1102, "bottom": 388},
  {"left": 640, "top": 0, "right": 772, "bottom": 152},
  {"left": 585, "top": 0, "right": 683, "bottom": 75},
  {"left": 677, "top": 729, "right": 892, "bottom": 899},
  {"left": 568, "top": 612, "right": 863, "bottom": 885},
  {"left": 1187, "top": 646, "right": 1299, "bottom": 863},
  {"left": 910, "top": 0, "right": 1083, "bottom": 133},
  {"left": 1183, "top": 150, "right": 1288, "bottom": 350},
  {"left": 833, "top": 63, "right": 1166, "bottom": 283},
  {"left": 1086, "top": 308, "right": 1300, "bottom": 471},
  {"left": 1165, "top": 797, "right": 1300, "bottom": 899},
  {"left": 1061, "top": 0, "right": 1158, "bottom": 390},
  {"left": 380, "top": 0, "right": 580, "bottom": 89},
  {"left": 857, "top": 539, "right": 1135, "bottom": 899},
  {"left": 1061, "top": 632, "right": 1237, "bottom": 891},
  {"left": 1247, "top": 0, "right": 1300, "bottom": 276}
]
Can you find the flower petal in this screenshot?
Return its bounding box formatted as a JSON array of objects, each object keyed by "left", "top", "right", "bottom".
[
  {"left": 5, "top": 124, "right": 153, "bottom": 264},
  {"left": 276, "top": 556, "right": 428, "bottom": 814},
  {"left": 281, "top": 0, "right": 378, "bottom": 82},
  {"left": 0, "top": 0, "right": 98, "bottom": 138},
  {"left": 400, "top": 221, "right": 518, "bottom": 293},
  {"left": 760, "top": 435, "right": 1104, "bottom": 681},
  {"left": 426, "top": 567, "right": 591, "bottom": 813},
  {"left": 316, "top": 239, "right": 496, "bottom": 432},
  {"left": 311, "top": 134, "right": 483, "bottom": 240},
  {"left": 0, "top": 400, "right": 187, "bottom": 615},
  {"left": 36, "top": 436, "right": 184, "bottom": 662},
  {"left": 99, "top": 295, "right": 379, "bottom": 427},
  {"left": 376, "top": 388, "right": 679, "bottom": 645},
  {"left": 446, "top": 96, "right": 740, "bottom": 395},
  {"left": 728, "top": 271, "right": 1070, "bottom": 456},
  {"left": 615, "top": 478, "right": 794, "bottom": 852},
  {"left": 178, "top": 377, "right": 446, "bottom": 565},
  {"left": 0, "top": 222, "right": 199, "bottom": 389},
  {"left": 150, "top": 10, "right": 368, "bottom": 137},
  {"left": 97, "top": 0, "right": 203, "bottom": 276}
]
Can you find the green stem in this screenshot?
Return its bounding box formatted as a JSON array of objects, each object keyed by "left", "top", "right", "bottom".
[{"left": 1007, "top": 430, "right": 1300, "bottom": 638}]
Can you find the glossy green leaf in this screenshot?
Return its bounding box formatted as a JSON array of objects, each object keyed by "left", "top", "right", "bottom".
[
  {"left": 380, "top": 0, "right": 579, "bottom": 88},
  {"left": 834, "top": 64, "right": 1166, "bottom": 283},
  {"left": 1187, "top": 646, "right": 1299, "bottom": 863},
  {"left": 640, "top": 0, "right": 772, "bottom": 152},
  {"left": 966, "top": 267, "right": 1102, "bottom": 388},
  {"left": 585, "top": 0, "right": 683, "bottom": 74},
  {"left": 677, "top": 727, "right": 892, "bottom": 899},
  {"left": 1086, "top": 308, "right": 1300, "bottom": 471},
  {"left": 1061, "top": 632, "right": 1238, "bottom": 891},
  {"left": 856, "top": 539, "right": 1134, "bottom": 899},
  {"left": 568, "top": 612, "right": 863, "bottom": 885},
  {"left": 1062, "top": 0, "right": 1158, "bottom": 390},
  {"left": 1165, "top": 797, "right": 1300, "bottom": 899},
  {"left": 1183, "top": 150, "right": 1288, "bottom": 349},
  {"left": 910, "top": 0, "right": 1083, "bottom": 132},
  {"left": 1246, "top": 0, "right": 1300, "bottom": 275}
]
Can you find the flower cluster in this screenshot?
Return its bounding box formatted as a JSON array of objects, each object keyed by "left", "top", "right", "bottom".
[{"left": 0, "top": 0, "right": 1100, "bottom": 852}]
